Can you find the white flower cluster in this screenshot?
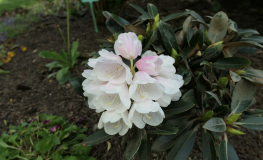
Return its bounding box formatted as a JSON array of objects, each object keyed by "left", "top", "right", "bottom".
[{"left": 82, "top": 32, "right": 184, "bottom": 136}]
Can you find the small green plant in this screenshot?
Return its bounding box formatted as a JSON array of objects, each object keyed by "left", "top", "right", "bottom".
[
  {"left": 39, "top": 0, "right": 80, "bottom": 84},
  {"left": 0, "top": 113, "right": 96, "bottom": 160}
]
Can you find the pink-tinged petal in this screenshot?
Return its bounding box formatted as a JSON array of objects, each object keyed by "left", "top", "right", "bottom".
[
  {"left": 135, "top": 56, "right": 162, "bottom": 76},
  {"left": 142, "top": 50, "right": 157, "bottom": 57},
  {"left": 158, "top": 55, "right": 176, "bottom": 78},
  {"left": 132, "top": 71, "right": 157, "bottom": 84},
  {"left": 114, "top": 32, "right": 142, "bottom": 60},
  {"left": 99, "top": 49, "right": 122, "bottom": 61},
  {"left": 82, "top": 69, "right": 96, "bottom": 79}
]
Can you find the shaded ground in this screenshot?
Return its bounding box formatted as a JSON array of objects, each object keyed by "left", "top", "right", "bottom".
[{"left": 1, "top": 0, "right": 263, "bottom": 159}]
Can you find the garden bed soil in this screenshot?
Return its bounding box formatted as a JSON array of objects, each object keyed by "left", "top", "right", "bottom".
[{"left": 1, "top": 0, "right": 263, "bottom": 159}]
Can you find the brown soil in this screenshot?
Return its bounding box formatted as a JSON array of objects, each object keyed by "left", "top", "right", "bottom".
[{"left": 1, "top": 0, "right": 263, "bottom": 159}]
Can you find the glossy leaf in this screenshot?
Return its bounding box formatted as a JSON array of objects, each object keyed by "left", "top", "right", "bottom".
[
  {"left": 143, "top": 31, "right": 157, "bottom": 53},
  {"left": 242, "top": 109, "right": 263, "bottom": 118},
  {"left": 231, "top": 79, "right": 257, "bottom": 114},
  {"left": 147, "top": 3, "right": 158, "bottom": 18},
  {"left": 163, "top": 10, "right": 192, "bottom": 22},
  {"left": 163, "top": 101, "right": 195, "bottom": 116},
  {"left": 238, "top": 29, "right": 259, "bottom": 36},
  {"left": 181, "top": 89, "right": 196, "bottom": 103},
  {"left": 196, "top": 73, "right": 206, "bottom": 110},
  {"left": 237, "top": 46, "right": 262, "bottom": 54},
  {"left": 203, "top": 118, "right": 226, "bottom": 132},
  {"left": 157, "top": 21, "right": 179, "bottom": 53},
  {"left": 167, "top": 129, "right": 196, "bottom": 160},
  {"left": 83, "top": 130, "right": 114, "bottom": 146},
  {"left": 184, "top": 30, "right": 203, "bottom": 57},
  {"left": 224, "top": 41, "right": 263, "bottom": 48},
  {"left": 138, "top": 135, "right": 151, "bottom": 160},
  {"left": 129, "top": 4, "right": 150, "bottom": 17},
  {"left": 103, "top": 11, "right": 130, "bottom": 27},
  {"left": 243, "top": 68, "right": 263, "bottom": 78},
  {"left": 208, "top": 11, "right": 228, "bottom": 43},
  {"left": 206, "top": 91, "right": 222, "bottom": 106},
  {"left": 229, "top": 71, "right": 241, "bottom": 82},
  {"left": 237, "top": 117, "right": 263, "bottom": 131},
  {"left": 69, "top": 77, "right": 85, "bottom": 97},
  {"left": 202, "top": 130, "right": 216, "bottom": 160},
  {"left": 124, "top": 129, "right": 143, "bottom": 160},
  {"left": 242, "top": 36, "right": 263, "bottom": 44},
  {"left": 212, "top": 57, "right": 251, "bottom": 70},
  {"left": 186, "top": 9, "right": 206, "bottom": 25},
  {"left": 219, "top": 140, "right": 239, "bottom": 160},
  {"left": 147, "top": 121, "right": 178, "bottom": 135}
]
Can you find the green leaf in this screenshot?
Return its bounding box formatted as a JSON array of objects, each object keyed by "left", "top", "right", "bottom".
[
  {"left": 238, "top": 29, "right": 259, "bottom": 36},
  {"left": 39, "top": 51, "right": 66, "bottom": 62},
  {"left": 214, "top": 105, "right": 229, "bottom": 117},
  {"left": 36, "top": 139, "right": 53, "bottom": 155},
  {"left": 69, "top": 78, "right": 85, "bottom": 97},
  {"left": 224, "top": 41, "right": 263, "bottom": 48},
  {"left": 242, "top": 36, "right": 263, "bottom": 43},
  {"left": 138, "top": 135, "right": 151, "bottom": 160},
  {"left": 124, "top": 129, "right": 143, "bottom": 160},
  {"left": 147, "top": 121, "right": 178, "bottom": 135},
  {"left": 83, "top": 130, "right": 113, "bottom": 146},
  {"left": 196, "top": 73, "right": 206, "bottom": 110},
  {"left": 0, "top": 69, "right": 10, "bottom": 74},
  {"left": 202, "top": 130, "right": 216, "bottom": 160},
  {"left": 103, "top": 11, "right": 124, "bottom": 34},
  {"left": 56, "top": 67, "right": 71, "bottom": 84},
  {"left": 47, "top": 72, "right": 57, "bottom": 79},
  {"left": 219, "top": 140, "right": 239, "bottom": 160},
  {"left": 46, "top": 61, "right": 65, "bottom": 71},
  {"left": 218, "top": 77, "right": 229, "bottom": 88},
  {"left": 65, "top": 156, "right": 79, "bottom": 160},
  {"left": 129, "top": 4, "right": 150, "bottom": 18},
  {"left": 203, "top": 118, "right": 226, "bottom": 132},
  {"left": 0, "top": 140, "right": 9, "bottom": 148},
  {"left": 71, "top": 40, "right": 80, "bottom": 61},
  {"left": 53, "top": 136, "right": 60, "bottom": 145},
  {"left": 181, "top": 89, "right": 196, "bottom": 103},
  {"left": 142, "top": 30, "right": 157, "bottom": 53},
  {"left": 242, "top": 109, "right": 263, "bottom": 118},
  {"left": 163, "top": 10, "right": 193, "bottom": 22},
  {"left": 110, "top": 13, "right": 130, "bottom": 27},
  {"left": 36, "top": 156, "right": 43, "bottom": 160},
  {"left": 206, "top": 91, "right": 222, "bottom": 106},
  {"left": 147, "top": 3, "right": 158, "bottom": 18},
  {"left": 157, "top": 21, "right": 179, "bottom": 53},
  {"left": 237, "top": 46, "right": 262, "bottom": 54},
  {"left": 36, "top": 131, "right": 49, "bottom": 139},
  {"left": 186, "top": 9, "right": 206, "bottom": 27},
  {"left": 184, "top": 30, "right": 204, "bottom": 57},
  {"left": 243, "top": 68, "right": 263, "bottom": 78},
  {"left": 231, "top": 79, "right": 257, "bottom": 114},
  {"left": 163, "top": 101, "right": 195, "bottom": 116},
  {"left": 212, "top": 57, "right": 251, "bottom": 70},
  {"left": 237, "top": 117, "right": 263, "bottom": 131},
  {"left": 208, "top": 11, "right": 228, "bottom": 43},
  {"left": 167, "top": 129, "right": 196, "bottom": 160}
]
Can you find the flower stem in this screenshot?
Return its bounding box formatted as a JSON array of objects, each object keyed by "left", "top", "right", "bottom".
[
  {"left": 58, "top": 28, "right": 67, "bottom": 49},
  {"left": 130, "top": 57, "right": 135, "bottom": 76},
  {"left": 66, "top": 0, "right": 71, "bottom": 65}
]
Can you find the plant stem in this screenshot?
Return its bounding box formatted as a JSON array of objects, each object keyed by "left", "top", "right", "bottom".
[
  {"left": 66, "top": 0, "right": 71, "bottom": 64},
  {"left": 130, "top": 57, "right": 135, "bottom": 77},
  {"left": 59, "top": 28, "right": 67, "bottom": 49}
]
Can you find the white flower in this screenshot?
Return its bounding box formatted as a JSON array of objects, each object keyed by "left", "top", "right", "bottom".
[
  {"left": 135, "top": 54, "right": 163, "bottom": 76},
  {"left": 98, "top": 83, "right": 131, "bottom": 113},
  {"left": 128, "top": 99, "right": 165, "bottom": 128},
  {"left": 158, "top": 55, "right": 176, "bottom": 78},
  {"left": 155, "top": 74, "right": 184, "bottom": 107},
  {"left": 82, "top": 70, "right": 107, "bottom": 95},
  {"left": 94, "top": 60, "right": 132, "bottom": 85},
  {"left": 84, "top": 93, "right": 104, "bottom": 113},
  {"left": 129, "top": 71, "right": 163, "bottom": 102},
  {"left": 114, "top": 32, "right": 142, "bottom": 60},
  {"left": 98, "top": 110, "right": 132, "bottom": 136},
  {"left": 87, "top": 49, "right": 122, "bottom": 68}
]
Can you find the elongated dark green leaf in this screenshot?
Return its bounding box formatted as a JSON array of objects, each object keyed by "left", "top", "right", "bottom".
[
  {"left": 237, "top": 117, "right": 263, "bottom": 131},
  {"left": 202, "top": 130, "right": 216, "bottom": 160},
  {"left": 212, "top": 57, "right": 251, "bottom": 70},
  {"left": 39, "top": 51, "right": 66, "bottom": 63},
  {"left": 83, "top": 130, "right": 114, "bottom": 146},
  {"left": 147, "top": 3, "right": 158, "bottom": 18},
  {"left": 238, "top": 29, "right": 259, "bottom": 36},
  {"left": 208, "top": 11, "right": 228, "bottom": 43},
  {"left": 124, "top": 129, "right": 143, "bottom": 160},
  {"left": 242, "top": 36, "right": 263, "bottom": 44},
  {"left": 167, "top": 129, "right": 196, "bottom": 160},
  {"left": 103, "top": 11, "right": 124, "bottom": 34},
  {"left": 0, "top": 69, "right": 10, "bottom": 74},
  {"left": 184, "top": 30, "right": 203, "bottom": 57},
  {"left": 206, "top": 91, "right": 222, "bottom": 106},
  {"left": 56, "top": 67, "right": 70, "bottom": 84},
  {"left": 219, "top": 140, "right": 239, "bottom": 160},
  {"left": 163, "top": 101, "right": 195, "bottom": 116},
  {"left": 181, "top": 89, "right": 196, "bottom": 103},
  {"left": 231, "top": 79, "right": 257, "bottom": 114},
  {"left": 163, "top": 10, "right": 193, "bottom": 22},
  {"left": 203, "top": 118, "right": 226, "bottom": 132},
  {"left": 242, "top": 109, "right": 263, "bottom": 119},
  {"left": 237, "top": 46, "right": 262, "bottom": 54},
  {"left": 147, "top": 121, "right": 178, "bottom": 135},
  {"left": 151, "top": 121, "right": 193, "bottom": 151},
  {"left": 214, "top": 105, "right": 229, "bottom": 117},
  {"left": 71, "top": 40, "right": 79, "bottom": 61},
  {"left": 196, "top": 73, "right": 206, "bottom": 110},
  {"left": 157, "top": 21, "right": 179, "bottom": 53},
  {"left": 186, "top": 9, "right": 206, "bottom": 26},
  {"left": 138, "top": 135, "right": 151, "bottom": 160},
  {"left": 69, "top": 77, "right": 85, "bottom": 97},
  {"left": 103, "top": 11, "right": 130, "bottom": 27},
  {"left": 224, "top": 41, "right": 263, "bottom": 48},
  {"left": 129, "top": 4, "right": 150, "bottom": 17},
  {"left": 243, "top": 68, "right": 263, "bottom": 78},
  {"left": 46, "top": 61, "right": 65, "bottom": 71}
]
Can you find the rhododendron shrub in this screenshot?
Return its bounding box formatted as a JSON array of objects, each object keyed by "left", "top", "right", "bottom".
[{"left": 70, "top": 3, "right": 263, "bottom": 160}]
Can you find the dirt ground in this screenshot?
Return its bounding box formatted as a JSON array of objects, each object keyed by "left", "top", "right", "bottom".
[{"left": 1, "top": 0, "right": 263, "bottom": 159}]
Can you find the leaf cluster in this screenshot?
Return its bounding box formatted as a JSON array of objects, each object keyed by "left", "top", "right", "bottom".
[{"left": 0, "top": 113, "right": 96, "bottom": 160}]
